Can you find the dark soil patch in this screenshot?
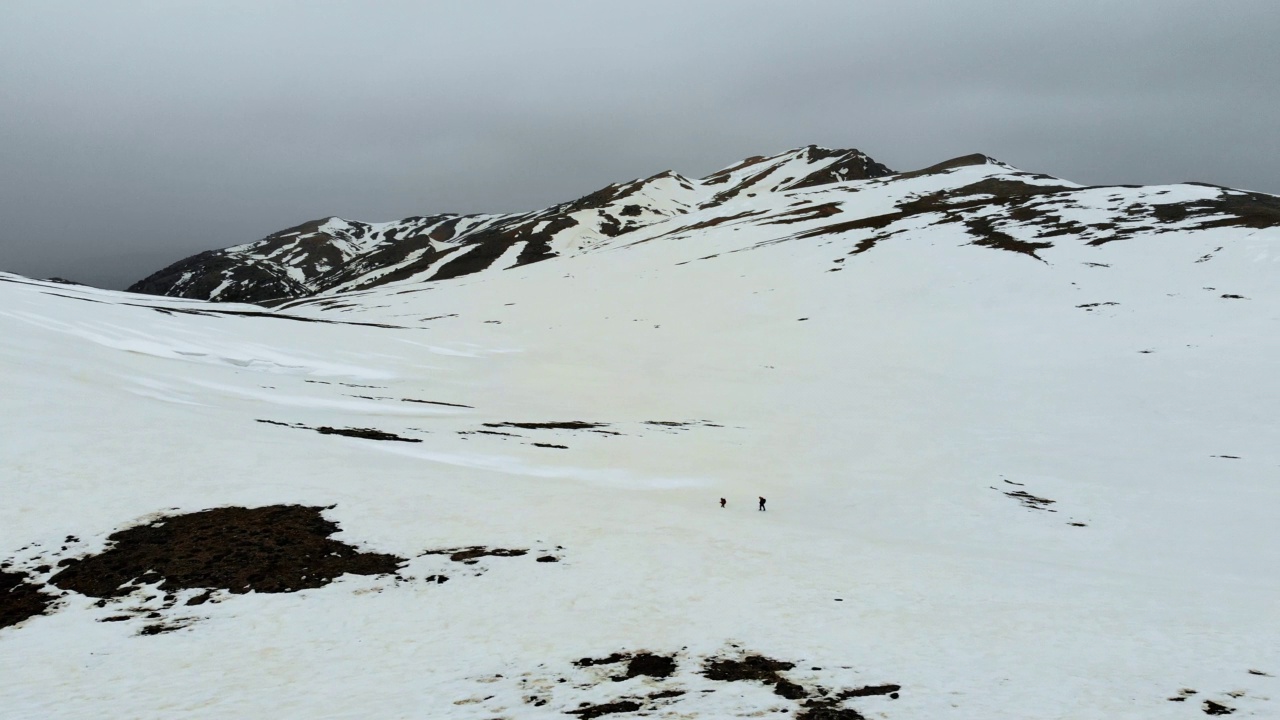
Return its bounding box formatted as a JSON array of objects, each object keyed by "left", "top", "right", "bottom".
[
  {"left": 964, "top": 215, "right": 1052, "bottom": 261},
  {"left": 1151, "top": 188, "right": 1280, "bottom": 231},
  {"left": 783, "top": 148, "right": 893, "bottom": 189},
  {"left": 1203, "top": 699, "right": 1236, "bottom": 715},
  {"left": 837, "top": 684, "right": 901, "bottom": 698},
  {"left": 702, "top": 155, "right": 769, "bottom": 185},
  {"left": 314, "top": 426, "right": 420, "bottom": 442},
  {"left": 762, "top": 203, "right": 843, "bottom": 225},
  {"left": 672, "top": 210, "right": 766, "bottom": 233},
  {"left": 999, "top": 488, "right": 1057, "bottom": 512},
  {"left": 422, "top": 547, "right": 528, "bottom": 563},
  {"left": 576, "top": 652, "right": 631, "bottom": 668},
  {"left": 703, "top": 654, "right": 804, "bottom": 698},
  {"left": 48, "top": 505, "right": 404, "bottom": 597},
  {"left": 535, "top": 648, "right": 900, "bottom": 719},
  {"left": 774, "top": 679, "right": 809, "bottom": 699},
  {"left": 1, "top": 569, "right": 56, "bottom": 630},
  {"left": 259, "top": 419, "right": 422, "bottom": 444},
  {"left": 532, "top": 443, "right": 569, "bottom": 449},
  {"left": 795, "top": 684, "right": 900, "bottom": 719},
  {"left": 617, "top": 653, "right": 676, "bottom": 681},
  {"left": 1248, "top": 669, "right": 1271, "bottom": 676},
  {"left": 139, "top": 621, "right": 190, "bottom": 636},
  {"left": 893, "top": 153, "right": 991, "bottom": 180},
  {"left": 536, "top": 555, "right": 559, "bottom": 563},
  {"left": 429, "top": 238, "right": 519, "bottom": 282},
  {"left": 792, "top": 176, "right": 1078, "bottom": 261},
  {"left": 797, "top": 705, "right": 867, "bottom": 720},
  {"left": 795, "top": 210, "right": 904, "bottom": 242},
  {"left": 568, "top": 700, "right": 642, "bottom": 719},
  {"left": 484, "top": 421, "right": 606, "bottom": 430}
]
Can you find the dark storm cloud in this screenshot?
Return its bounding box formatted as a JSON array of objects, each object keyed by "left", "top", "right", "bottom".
[{"left": 2, "top": 1, "right": 1277, "bottom": 288}]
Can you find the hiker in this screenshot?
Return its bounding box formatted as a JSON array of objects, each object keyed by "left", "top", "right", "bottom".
[
  {"left": 720, "top": 497, "right": 727, "bottom": 508},
  {"left": 758, "top": 496, "right": 766, "bottom": 511}
]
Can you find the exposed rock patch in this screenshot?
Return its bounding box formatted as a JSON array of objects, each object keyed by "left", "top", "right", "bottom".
[
  {"left": 1003, "top": 489, "right": 1057, "bottom": 511},
  {"left": 1203, "top": 699, "right": 1235, "bottom": 715},
  {"left": 993, "top": 480, "right": 1057, "bottom": 512},
  {"left": 0, "top": 569, "right": 56, "bottom": 630},
  {"left": 576, "top": 652, "right": 632, "bottom": 668},
  {"left": 796, "top": 706, "right": 867, "bottom": 720},
  {"left": 703, "top": 654, "right": 807, "bottom": 698},
  {"left": 255, "top": 419, "right": 421, "bottom": 443},
  {"left": 504, "top": 648, "right": 899, "bottom": 719},
  {"left": 421, "top": 547, "right": 529, "bottom": 564},
  {"left": 568, "top": 700, "right": 641, "bottom": 719},
  {"left": 314, "top": 426, "right": 421, "bottom": 442},
  {"left": 48, "top": 505, "right": 404, "bottom": 597},
  {"left": 577, "top": 652, "right": 679, "bottom": 682}
]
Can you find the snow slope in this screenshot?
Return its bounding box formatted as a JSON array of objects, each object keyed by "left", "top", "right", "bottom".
[{"left": 3, "top": 151, "right": 1280, "bottom": 719}]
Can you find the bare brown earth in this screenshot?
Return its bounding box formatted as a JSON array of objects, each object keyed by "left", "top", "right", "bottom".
[
  {"left": 0, "top": 569, "right": 56, "bottom": 629},
  {"left": 543, "top": 649, "right": 899, "bottom": 719},
  {"left": 568, "top": 700, "right": 642, "bottom": 719},
  {"left": 572, "top": 652, "right": 678, "bottom": 681},
  {"left": 421, "top": 547, "right": 529, "bottom": 564},
  {"left": 1203, "top": 699, "right": 1236, "bottom": 715},
  {"left": 704, "top": 654, "right": 808, "bottom": 699},
  {"left": 255, "top": 419, "right": 422, "bottom": 443},
  {"left": 48, "top": 505, "right": 404, "bottom": 597},
  {"left": 314, "top": 426, "right": 420, "bottom": 442}
]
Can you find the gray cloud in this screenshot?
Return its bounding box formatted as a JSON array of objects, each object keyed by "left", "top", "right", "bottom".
[{"left": 2, "top": 0, "right": 1277, "bottom": 288}]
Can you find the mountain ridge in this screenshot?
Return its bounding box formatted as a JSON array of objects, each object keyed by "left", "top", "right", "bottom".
[
  {"left": 125, "top": 144, "right": 1279, "bottom": 304},
  {"left": 123, "top": 146, "right": 895, "bottom": 302}
]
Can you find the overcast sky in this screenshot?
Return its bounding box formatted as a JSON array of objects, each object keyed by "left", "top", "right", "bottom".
[{"left": 2, "top": 1, "right": 1277, "bottom": 288}]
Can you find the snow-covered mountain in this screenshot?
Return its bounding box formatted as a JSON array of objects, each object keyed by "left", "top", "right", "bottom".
[
  {"left": 3, "top": 146, "right": 1279, "bottom": 719},
  {"left": 126, "top": 145, "right": 1278, "bottom": 308},
  {"left": 125, "top": 147, "right": 892, "bottom": 302}
]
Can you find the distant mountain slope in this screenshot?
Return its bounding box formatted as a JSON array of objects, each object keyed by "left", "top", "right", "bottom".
[
  {"left": 127, "top": 145, "right": 1279, "bottom": 303},
  {"left": 125, "top": 146, "right": 894, "bottom": 302}
]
